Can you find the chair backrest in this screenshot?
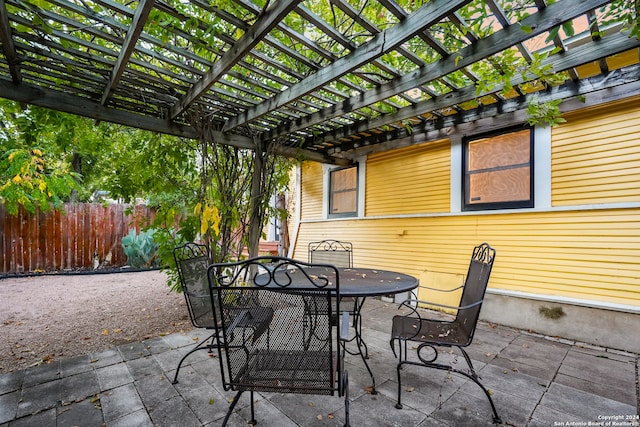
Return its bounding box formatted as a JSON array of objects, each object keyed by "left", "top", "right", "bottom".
[
  {"left": 173, "top": 243, "right": 214, "bottom": 329},
  {"left": 455, "top": 243, "right": 496, "bottom": 345},
  {"left": 308, "top": 239, "right": 353, "bottom": 268},
  {"left": 208, "top": 256, "right": 343, "bottom": 395}
]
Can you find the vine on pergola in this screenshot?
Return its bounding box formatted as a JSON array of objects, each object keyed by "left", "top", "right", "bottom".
[{"left": 187, "top": 105, "right": 291, "bottom": 263}]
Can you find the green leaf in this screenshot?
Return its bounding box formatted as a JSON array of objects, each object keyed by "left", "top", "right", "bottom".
[
  {"left": 562, "top": 22, "right": 575, "bottom": 38},
  {"left": 545, "top": 27, "right": 560, "bottom": 43}
]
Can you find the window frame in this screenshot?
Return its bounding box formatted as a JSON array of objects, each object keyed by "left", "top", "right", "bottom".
[
  {"left": 328, "top": 164, "right": 359, "bottom": 218},
  {"left": 462, "top": 125, "right": 534, "bottom": 211}
]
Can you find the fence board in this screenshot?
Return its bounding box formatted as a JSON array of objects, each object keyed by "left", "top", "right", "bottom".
[{"left": 0, "top": 203, "right": 156, "bottom": 274}]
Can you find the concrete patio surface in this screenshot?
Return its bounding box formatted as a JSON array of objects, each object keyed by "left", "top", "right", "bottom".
[{"left": 1, "top": 298, "right": 638, "bottom": 426}]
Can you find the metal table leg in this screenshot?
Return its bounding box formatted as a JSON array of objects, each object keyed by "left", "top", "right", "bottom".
[{"left": 343, "top": 297, "right": 377, "bottom": 394}]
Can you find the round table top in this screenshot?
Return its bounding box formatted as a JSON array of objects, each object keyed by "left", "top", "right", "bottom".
[
  {"left": 335, "top": 267, "right": 418, "bottom": 297},
  {"left": 266, "top": 266, "right": 418, "bottom": 297}
]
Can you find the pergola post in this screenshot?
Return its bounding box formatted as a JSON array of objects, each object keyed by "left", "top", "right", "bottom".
[{"left": 247, "top": 139, "right": 265, "bottom": 260}]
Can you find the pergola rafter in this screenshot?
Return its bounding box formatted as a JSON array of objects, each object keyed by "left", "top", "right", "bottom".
[
  {"left": 101, "top": 0, "right": 154, "bottom": 106},
  {"left": 222, "top": 0, "right": 473, "bottom": 132},
  {"left": 265, "top": 0, "right": 614, "bottom": 141},
  {"left": 0, "top": 0, "right": 636, "bottom": 165},
  {"left": 169, "top": 0, "right": 304, "bottom": 121},
  {"left": 0, "top": 0, "right": 19, "bottom": 83}
]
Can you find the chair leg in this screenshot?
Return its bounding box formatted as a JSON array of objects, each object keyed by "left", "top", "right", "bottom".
[
  {"left": 221, "top": 390, "right": 244, "bottom": 427},
  {"left": 395, "top": 361, "right": 405, "bottom": 409},
  {"left": 397, "top": 356, "right": 502, "bottom": 424},
  {"left": 249, "top": 390, "right": 257, "bottom": 426},
  {"left": 457, "top": 348, "right": 501, "bottom": 423},
  {"left": 450, "top": 364, "right": 501, "bottom": 424},
  {"left": 172, "top": 333, "right": 217, "bottom": 384},
  {"left": 393, "top": 338, "right": 406, "bottom": 409},
  {"left": 458, "top": 347, "right": 478, "bottom": 379},
  {"left": 343, "top": 371, "right": 350, "bottom": 427}
]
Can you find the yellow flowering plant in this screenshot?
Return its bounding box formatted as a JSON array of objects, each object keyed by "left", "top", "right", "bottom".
[{"left": 0, "top": 147, "right": 79, "bottom": 215}]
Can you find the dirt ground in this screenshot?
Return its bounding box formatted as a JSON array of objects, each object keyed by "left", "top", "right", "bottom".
[{"left": 0, "top": 270, "right": 193, "bottom": 373}]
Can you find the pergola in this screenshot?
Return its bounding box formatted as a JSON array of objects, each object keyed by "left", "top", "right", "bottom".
[{"left": 0, "top": 0, "right": 638, "bottom": 166}]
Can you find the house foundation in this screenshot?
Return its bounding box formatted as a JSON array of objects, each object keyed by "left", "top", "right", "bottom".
[{"left": 482, "top": 290, "right": 640, "bottom": 354}]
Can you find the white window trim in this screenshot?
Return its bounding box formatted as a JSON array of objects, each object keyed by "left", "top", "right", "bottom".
[
  {"left": 323, "top": 157, "right": 366, "bottom": 219},
  {"left": 534, "top": 125, "right": 552, "bottom": 209}
]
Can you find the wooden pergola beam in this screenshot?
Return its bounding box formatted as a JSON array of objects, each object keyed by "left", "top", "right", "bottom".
[
  {"left": 0, "top": 0, "right": 20, "bottom": 83},
  {"left": 222, "top": 0, "right": 473, "bottom": 133},
  {"left": 101, "top": 0, "right": 154, "bottom": 106},
  {"left": 168, "top": 0, "right": 303, "bottom": 121},
  {"left": 0, "top": 78, "right": 343, "bottom": 164},
  {"left": 263, "top": 0, "right": 609, "bottom": 142},
  {"left": 315, "top": 31, "right": 640, "bottom": 152},
  {"left": 345, "top": 73, "right": 640, "bottom": 160},
  {"left": 348, "top": 67, "right": 640, "bottom": 160},
  {"left": 0, "top": 78, "right": 199, "bottom": 138}
]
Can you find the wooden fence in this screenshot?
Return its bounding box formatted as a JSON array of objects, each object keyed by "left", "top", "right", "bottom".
[{"left": 0, "top": 203, "right": 156, "bottom": 275}]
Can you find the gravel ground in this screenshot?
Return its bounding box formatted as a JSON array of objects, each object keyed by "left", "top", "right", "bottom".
[{"left": 0, "top": 270, "right": 192, "bottom": 373}]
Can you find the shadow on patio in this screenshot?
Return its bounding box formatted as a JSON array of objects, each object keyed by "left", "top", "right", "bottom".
[{"left": 1, "top": 298, "right": 638, "bottom": 426}]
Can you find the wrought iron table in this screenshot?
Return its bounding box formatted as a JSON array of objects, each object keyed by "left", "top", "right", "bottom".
[{"left": 263, "top": 266, "right": 419, "bottom": 394}]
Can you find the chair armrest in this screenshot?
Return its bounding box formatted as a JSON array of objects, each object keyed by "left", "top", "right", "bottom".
[
  {"left": 225, "top": 309, "right": 250, "bottom": 336},
  {"left": 398, "top": 298, "right": 484, "bottom": 312},
  {"left": 417, "top": 284, "right": 464, "bottom": 293},
  {"left": 340, "top": 311, "right": 350, "bottom": 342}
]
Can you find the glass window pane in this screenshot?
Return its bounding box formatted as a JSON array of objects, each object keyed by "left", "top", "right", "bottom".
[
  {"left": 331, "top": 191, "right": 356, "bottom": 214},
  {"left": 468, "top": 130, "right": 530, "bottom": 171},
  {"left": 329, "top": 166, "right": 357, "bottom": 216},
  {"left": 468, "top": 167, "right": 531, "bottom": 204},
  {"left": 464, "top": 127, "right": 533, "bottom": 210}
]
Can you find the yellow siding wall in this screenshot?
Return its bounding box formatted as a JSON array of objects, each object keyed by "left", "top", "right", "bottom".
[
  {"left": 366, "top": 139, "right": 450, "bottom": 215},
  {"left": 293, "top": 96, "right": 640, "bottom": 308},
  {"left": 293, "top": 209, "right": 640, "bottom": 307},
  {"left": 552, "top": 97, "right": 640, "bottom": 206},
  {"left": 300, "top": 161, "right": 324, "bottom": 220}
]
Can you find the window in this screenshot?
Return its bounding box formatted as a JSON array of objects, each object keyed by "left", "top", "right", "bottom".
[
  {"left": 463, "top": 126, "right": 533, "bottom": 211},
  {"left": 329, "top": 166, "right": 358, "bottom": 217}
]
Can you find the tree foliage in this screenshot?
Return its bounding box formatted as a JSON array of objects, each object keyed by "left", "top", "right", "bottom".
[
  {"left": 0, "top": 146, "right": 78, "bottom": 215},
  {"left": 0, "top": 99, "right": 197, "bottom": 213},
  {"left": 185, "top": 107, "right": 292, "bottom": 266},
  {"left": 0, "top": 98, "right": 292, "bottom": 292},
  {"left": 0, "top": 100, "right": 82, "bottom": 214}
]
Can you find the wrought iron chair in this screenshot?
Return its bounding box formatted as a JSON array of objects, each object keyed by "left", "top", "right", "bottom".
[
  {"left": 171, "top": 243, "right": 273, "bottom": 384},
  {"left": 308, "top": 239, "right": 362, "bottom": 354},
  {"left": 308, "top": 239, "right": 357, "bottom": 313},
  {"left": 308, "top": 239, "right": 353, "bottom": 268},
  {"left": 389, "top": 243, "right": 501, "bottom": 424},
  {"left": 208, "top": 256, "right": 350, "bottom": 427},
  {"left": 308, "top": 240, "right": 358, "bottom": 314}
]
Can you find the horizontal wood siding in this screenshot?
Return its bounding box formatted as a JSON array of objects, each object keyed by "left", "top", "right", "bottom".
[
  {"left": 300, "top": 161, "right": 324, "bottom": 220},
  {"left": 294, "top": 207, "right": 640, "bottom": 306},
  {"left": 293, "top": 96, "right": 640, "bottom": 308},
  {"left": 552, "top": 96, "right": 640, "bottom": 206},
  {"left": 366, "top": 139, "right": 450, "bottom": 216}
]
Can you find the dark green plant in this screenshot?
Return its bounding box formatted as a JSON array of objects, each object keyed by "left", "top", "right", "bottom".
[{"left": 121, "top": 228, "right": 160, "bottom": 269}]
